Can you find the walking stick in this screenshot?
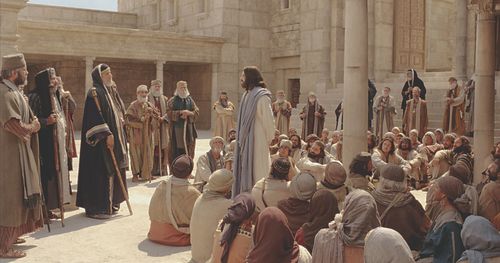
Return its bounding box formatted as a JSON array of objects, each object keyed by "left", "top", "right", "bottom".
[
  {"left": 50, "top": 94, "right": 65, "bottom": 227},
  {"left": 91, "top": 88, "right": 133, "bottom": 216}
]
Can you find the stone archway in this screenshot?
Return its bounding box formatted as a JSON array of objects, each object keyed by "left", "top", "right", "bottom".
[{"left": 393, "top": 0, "right": 426, "bottom": 72}]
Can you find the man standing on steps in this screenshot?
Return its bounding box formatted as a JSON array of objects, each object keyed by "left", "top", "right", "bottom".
[
  {"left": 300, "top": 92, "right": 326, "bottom": 139},
  {"left": 233, "top": 66, "right": 275, "bottom": 197},
  {"left": 272, "top": 89, "right": 292, "bottom": 135},
  {"left": 442, "top": 77, "right": 465, "bottom": 136},
  {"left": 148, "top": 80, "right": 170, "bottom": 176}
]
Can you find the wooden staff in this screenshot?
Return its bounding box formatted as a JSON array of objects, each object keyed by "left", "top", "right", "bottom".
[
  {"left": 49, "top": 93, "right": 65, "bottom": 227},
  {"left": 91, "top": 88, "right": 133, "bottom": 216}
]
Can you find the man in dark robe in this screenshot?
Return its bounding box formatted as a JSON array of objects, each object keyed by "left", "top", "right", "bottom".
[
  {"left": 300, "top": 92, "right": 326, "bottom": 138},
  {"left": 76, "top": 64, "right": 129, "bottom": 219},
  {"left": 0, "top": 53, "right": 43, "bottom": 258},
  {"left": 401, "top": 69, "right": 426, "bottom": 116},
  {"left": 28, "top": 68, "right": 71, "bottom": 219},
  {"left": 166, "top": 81, "right": 199, "bottom": 163}
]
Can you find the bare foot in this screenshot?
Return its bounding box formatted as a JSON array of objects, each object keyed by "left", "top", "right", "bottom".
[{"left": 0, "top": 248, "right": 26, "bottom": 258}]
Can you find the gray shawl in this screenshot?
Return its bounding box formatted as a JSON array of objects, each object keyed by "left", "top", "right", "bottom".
[
  {"left": 232, "top": 87, "right": 271, "bottom": 197},
  {"left": 458, "top": 215, "right": 500, "bottom": 263}
]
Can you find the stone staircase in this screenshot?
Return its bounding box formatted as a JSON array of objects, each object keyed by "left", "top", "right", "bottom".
[{"left": 289, "top": 71, "right": 500, "bottom": 142}]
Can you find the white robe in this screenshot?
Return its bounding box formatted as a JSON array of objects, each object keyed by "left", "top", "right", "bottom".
[{"left": 252, "top": 96, "right": 275, "bottom": 183}]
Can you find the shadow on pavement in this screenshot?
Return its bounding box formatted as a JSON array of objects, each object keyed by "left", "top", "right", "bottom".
[
  {"left": 29, "top": 212, "right": 128, "bottom": 239},
  {"left": 137, "top": 239, "right": 191, "bottom": 257}
]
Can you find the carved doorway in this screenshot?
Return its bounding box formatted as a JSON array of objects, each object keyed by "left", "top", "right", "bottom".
[{"left": 393, "top": 0, "right": 426, "bottom": 72}]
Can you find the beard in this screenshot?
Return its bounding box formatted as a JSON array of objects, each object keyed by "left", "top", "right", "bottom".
[
  {"left": 151, "top": 89, "right": 162, "bottom": 97},
  {"left": 453, "top": 145, "right": 468, "bottom": 155},
  {"left": 277, "top": 97, "right": 285, "bottom": 103},
  {"left": 103, "top": 78, "right": 113, "bottom": 87},
  {"left": 308, "top": 151, "right": 325, "bottom": 161},
  {"left": 176, "top": 89, "right": 189, "bottom": 99},
  {"left": 14, "top": 74, "right": 27, "bottom": 86},
  {"left": 220, "top": 98, "right": 228, "bottom": 108},
  {"left": 137, "top": 96, "right": 147, "bottom": 103}
]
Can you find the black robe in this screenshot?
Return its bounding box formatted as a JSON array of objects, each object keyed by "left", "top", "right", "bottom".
[
  {"left": 401, "top": 69, "right": 426, "bottom": 114},
  {"left": 76, "top": 64, "right": 128, "bottom": 214},
  {"left": 368, "top": 79, "right": 377, "bottom": 129}
]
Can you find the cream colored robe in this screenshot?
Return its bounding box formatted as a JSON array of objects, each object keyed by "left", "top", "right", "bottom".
[
  {"left": 194, "top": 152, "right": 224, "bottom": 184},
  {"left": 272, "top": 100, "right": 292, "bottom": 135},
  {"left": 251, "top": 177, "right": 291, "bottom": 212},
  {"left": 126, "top": 100, "right": 154, "bottom": 179},
  {"left": 253, "top": 96, "right": 276, "bottom": 183},
  {"left": 190, "top": 194, "right": 232, "bottom": 263},
  {"left": 213, "top": 101, "right": 235, "bottom": 141},
  {"left": 271, "top": 153, "right": 298, "bottom": 180}
]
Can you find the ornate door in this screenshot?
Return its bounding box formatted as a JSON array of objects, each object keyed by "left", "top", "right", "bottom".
[{"left": 393, "top": 0, "right": 426, "bottom": 72}]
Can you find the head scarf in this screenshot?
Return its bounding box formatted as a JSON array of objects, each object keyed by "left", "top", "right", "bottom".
[
  {"left": 219, "top": 193, "right": 255, "bottom": 263},
  {"left": 209, "top": 136, "right": 225, "bottom": 149},
  {"left": 271, "top": 157, "right": 291, "bottom": 180},
  {"left": 449, "top": 164, "right": 470, "bottom": 184},
  {"left": 246, "top": 207, "right": 300, "bottom": 263},
  {"left": 302, "top": 190, "right": 339, "bottom": 252},
  {"left": 289, "top": 172, "right": 317, "bottom": 201},
  {"left": 313, "top": 190, "right": 380, "bottom": 263},
  {"left": 423, "top": 131, "right": 436, "bottom": 145},
  {"left": 321, "top": 160, "right": 347, "bottom": 189},
  {"left": 205, "top": 169, "right": 234, "bottom": 193},
  {"left": 364, "top": 227, "right": 415, "bottom": 263},
  {"left": 458, "top": 215, "right": 500, "bottom": 263},
  {"left": 171, "top": 155, "right": 194, "bottom": 178},
  {"left": 371, "top": 165, "right": 414, "bottom": 214},
  {"left": 279, "top": 139, "right": 292, "bottom": 150},
  {"left": 32, "top": 68, "right": 58, "bottom": 118},
  {"left": 1, "top": 53, "right": 26, "bottom": 71}
]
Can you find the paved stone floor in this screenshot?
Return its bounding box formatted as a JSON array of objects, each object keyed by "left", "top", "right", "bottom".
[{"left": 1, "top": 130, "right": 427, "bottom": 263}]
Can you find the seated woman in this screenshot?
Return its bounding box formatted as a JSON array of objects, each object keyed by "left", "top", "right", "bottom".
[
  {"left": 147, "top": 155, "right": 200, "bottom": 246},
  {"left": 251, "top": 157, "right": 292, "bottom": 212},
  {"left": 364, "top": 227, "right": 415, "bottom": 263},
  {"left": 417, "top": 176, "right": 466, "bottom": 263},
  {"left": 312, "top": 190, "right": 381, "bottom": 263},
  {"left": 371, "top": 164, "right": 430, "bottom": 251},
  {"left": 190, "top": 169, "right": 234, "bottom": 263},
  {"left": 295, "top": 189, "right": 339, "bottom": 253},
  {"left": 457, "top": 215, "right": 500, "bottom": 263},
  {"left": 211, "top": 193, "right": 256, "bottom": 263},
  {"left": 277, "top": 172, "right": 317, "bottom": 235},
  {"left": 371, "top": 137, "right": 410, "bottom": 177},
  {"left": 246, "top": 207, "right": 312, "bottom": 263}
]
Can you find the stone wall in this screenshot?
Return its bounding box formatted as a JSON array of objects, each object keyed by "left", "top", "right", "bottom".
[{"left": 426, "top": 0, "right": 455, "bottom": 71}]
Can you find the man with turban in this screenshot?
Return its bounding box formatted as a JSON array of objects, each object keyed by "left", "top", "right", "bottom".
[
  {"left": 277, "top": 172, "right": 317, "bottom": 235},
  {"left": 272, "top": 90, "right": 292, "bottom": 135},
  {"left": 372, "top": 164, "right": 430, "bottom": 251},
  {"left": 190, "top": 169, "right": 233, "bottom": 263},
  {"left": 148, "top": 79, "right": 170, "bottom": 176},
  {"left": 252, "top": 157, "right": 292, "bottom": 212},
  {"left": 76, "top": 64, "right": 129, "bottom": 219},
  {"left": 166, "top": 81, "right": 199, "bottom": 163},
  {"left": 0, "top": 54, "right": 43, "bottom": 258},
  {"left": 317, "top": 161, "right": 349, "bottom": 210},
  {"left": 194, "top": 136, "right": 225, "bottom": 190},
  {"left": 148, "top": 155, "right": 200, "bottom": 246},
  {"left": 126, "top": 85, "right": 155, "bottom": 182}
]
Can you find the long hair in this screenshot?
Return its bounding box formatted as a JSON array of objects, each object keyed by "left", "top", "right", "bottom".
[
  {"left": 378, "top": 137, "right": 396, "bottom": 155},
  {"left": 349, "top": 153, "right": 372, "bottom": 176},
  {"left": 243, "top": 66, "right": 267, "bottom": 90}
]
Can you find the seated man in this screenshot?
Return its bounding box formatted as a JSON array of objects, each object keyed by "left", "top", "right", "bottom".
[
  {"left": 194, "top": 136, "right": 225, "bottom": 190},
  {"left": 148, "top": 155, "right": 200, "bottom": 246},
  {"left": 317, "top": 161, "right": 348, "bottom": 211},
  {"left": 297, "top": 141, "right": 334, "bottom": 181},
  {"left": 347, "top": 152, "right": 375, "bottom": 192},
  {"left": 277, "top": 172, "right": 317, "bottom": 235},
  {"left": 479, "top": 159, "right": 500, "bottom": 223},
  {"left": 371, "top": 164, "right": 430, "bottom": 251},
  {"left": 190, "top": 169, "right": 234, "bottom": 263},
  {"left": 252, "top": 158, "right": 292, "bottom": 212},
  {"left": 271, "top": 139, "right": 298, "bottom": 180}
]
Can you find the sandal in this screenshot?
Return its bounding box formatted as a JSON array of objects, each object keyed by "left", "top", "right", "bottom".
[
  {"left": 14, "top": 238, "right": 26, "bottom": 244},
  {"left": 86, "top": 213, "right": 111, "bottom": 220},
  {"left": 0, "top": 248, "right": 26, "bottom": 258}
]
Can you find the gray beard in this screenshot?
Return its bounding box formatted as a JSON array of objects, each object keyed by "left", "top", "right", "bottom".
[
  {"left": 137, "top": 96, "right": 147, "bottom": 103},
  {"left": 151, "top": 89, "right": 162, "bottom": 97}
]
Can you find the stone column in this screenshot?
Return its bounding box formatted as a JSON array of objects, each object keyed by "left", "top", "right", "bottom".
[
  {"left": 84, "top": 56, "right": 95, "bottom": 95},
  {"left": 455, "top": 0, "right": 468, "bottom": 81},
  {"left": 472, "top": 0, "right": 495, "bottom": 185},
  {"left": 0, "top": 0, "right": 27, "bottom": 61},
  {"left": 156, "top": 60, "right": 165, "bottom": 83},
  {"left": 343, "top": 0, "right": 368, "bottom": 168},
  {"left": 317, "top": 0, "right": 332, "bottom": 93}
]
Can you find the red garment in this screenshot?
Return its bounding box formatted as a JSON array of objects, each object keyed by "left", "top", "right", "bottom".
[
  {"left": 147, "top": 220, "right": 190, "bottom": 246},
  {"left": 294, "top": 227, "right": 305, "bottom": 246}
]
